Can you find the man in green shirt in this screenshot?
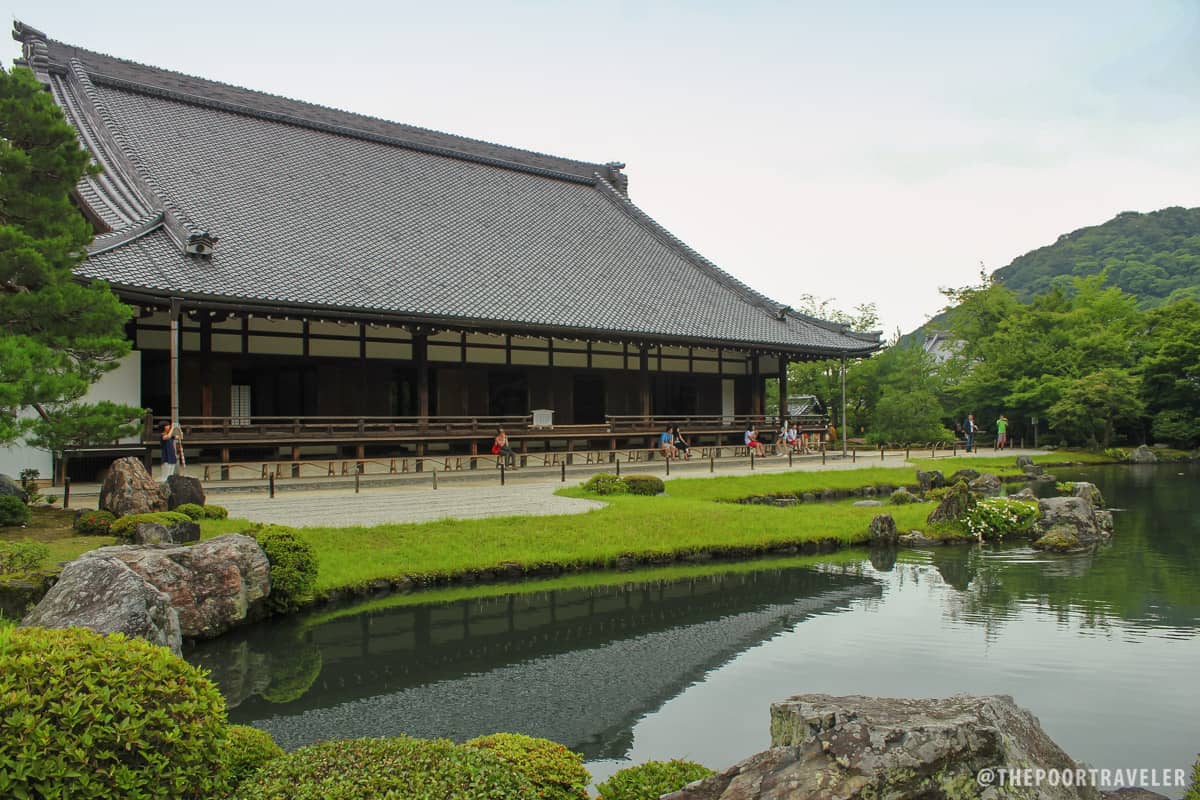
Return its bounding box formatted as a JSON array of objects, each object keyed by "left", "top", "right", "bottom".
[{"left": 996, "top": 415, "right": 1008, "bottom": 450}]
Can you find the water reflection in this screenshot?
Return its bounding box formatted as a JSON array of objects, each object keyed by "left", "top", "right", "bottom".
[
  {"left": 192, "top": 563, "right": 881, "bottom": 755},
  {"left": 187, "top": 464, "right": 1200, "bottom": 796}
]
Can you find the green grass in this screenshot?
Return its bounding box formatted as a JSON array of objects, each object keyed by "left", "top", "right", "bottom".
[
  {"left": 0, "top": 507, "right": 117, "bottom": 573},
  {"left": 6, "top": 449, "right": 1113, "bottom": 601},
  {"left": 200, "top": 492, "right": 936, "bottom": 595}
]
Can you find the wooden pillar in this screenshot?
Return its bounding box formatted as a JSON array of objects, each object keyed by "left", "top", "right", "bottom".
[
  {"left": 639, "top": 344, "right": 650, "bottom": 419},
  {"left": 169, "top": 297, "right": 181, "bottom": 424},
  {"left": 415, "top": 332, "right": 429, "bottom": 425},
  {"left": 199, "top": 312, "right": 213, "bottom": 418},
  {"left": 778, "top": 358, "right": 789, "bottom": 420},
  {"left": 750, "top": 350, "right": 762, "bottom": 417}
]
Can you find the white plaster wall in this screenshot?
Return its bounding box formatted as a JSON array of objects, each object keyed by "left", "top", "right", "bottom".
[{"left": 0, "top": 351, "right": 142, "bottom": 478}]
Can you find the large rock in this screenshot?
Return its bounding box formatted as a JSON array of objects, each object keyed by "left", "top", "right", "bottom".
[
  {"left": 22, "top": 555, "right": 182, "bottom": 654},
  {"left": 1032, "top": 496, "right": 1109, "bottom": 552},
  {"left": 926, "top": 481, "right": 976, "bottom": 525},
  {"left": 99, "top": 457, "right": 167, "bottom": 516},
  {"left": 1130, "top": 445, "right": 1158, "bottom": 464},
  {"left": 666, "top": 694, "right": 1101, "bottom": 800},
  {"left": 949, "top": 468, "right": 980, "bottom": 483},
  {"left": 1071, "top": 481, "right": 1105, "bottom": 508},
  {"left": 80, "top": 534, "right": 270, "bottom": 640},
  {"left": 1015, "top": 455, "right": 1035, "bottom": 469},
  {"left": 916, "top": 470, "right": 946, "bottom": 492},
  {"left": 867, "top": 513, "right": 898, "bottom": 544},
  {"left": 969, "top": 473, "right": 1003, "bottom": 496},
  {"left": 0, "top": 473, "right": 27, "bottom": 503},
  {"left": 131, "top": 520, "right": 201, "bottom": 545},
  {"left": 165, "top": 474, "right": 206, "bottom": 509}
]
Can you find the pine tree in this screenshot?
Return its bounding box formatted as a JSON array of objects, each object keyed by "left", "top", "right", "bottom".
[{"left": 0, "top": 66, "right": 142, "bottom": 453}]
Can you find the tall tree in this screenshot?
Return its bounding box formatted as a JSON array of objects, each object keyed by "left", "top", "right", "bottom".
[{"left": 0, "top": 66, "right": 142, "bottom": 455}]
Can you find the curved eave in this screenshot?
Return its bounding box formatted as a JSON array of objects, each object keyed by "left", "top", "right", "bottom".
[{"left": 103, "top": 282, "right": 879, "bottom": 359}]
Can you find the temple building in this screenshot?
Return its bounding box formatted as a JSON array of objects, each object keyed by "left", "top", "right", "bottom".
[{"left": 12, "top": 22, "right": 879, "bottom": 473}]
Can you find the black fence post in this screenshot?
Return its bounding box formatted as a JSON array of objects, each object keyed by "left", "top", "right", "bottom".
[
  {"left": 666, "top": 457, "right": 670, "bottom": 476},
  {"left": 750, "top": 452, "right": 755, "bottom": 470},
  {"left": 355, "top": 472, "right": 360, "bottom": 494},
  {"left": 616, "top": 458, "right": 621, "bottom": 477},
  {"left": 561, "top": 462, "right": 566, "bottom": 482},
  {"left": 269, "top": 473, "right": 275, "bottom": 499},
  {"left": 500, "top": 464, "right": 505, "bottom": 486},
  {"left": 63, "top": 477, "right": 71, "bottom": 510},
  {"left": 433, "top": 469, "right": 438, "bottom": 490}
]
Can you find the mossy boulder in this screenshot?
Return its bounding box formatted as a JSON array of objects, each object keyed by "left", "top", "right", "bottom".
[
  {"left": 925, "top": 481, "right": 976, "bottom": 526},
  {"left": 1033, "top": 526, "right": 1081, "bottom": 552}
]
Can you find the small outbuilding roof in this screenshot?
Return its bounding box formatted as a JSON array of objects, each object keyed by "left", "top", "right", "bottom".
[{"left": 15, "top": 21, "right": 880, "bottom": 357}]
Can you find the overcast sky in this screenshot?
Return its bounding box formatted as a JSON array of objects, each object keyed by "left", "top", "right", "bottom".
[{"left": 9, "top": 1, "right": 1199, "bottom": 335}]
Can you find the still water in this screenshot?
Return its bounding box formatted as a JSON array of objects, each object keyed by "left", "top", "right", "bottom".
[{"left": 188, "top": 464, "right": 1200, "bottom": 795}]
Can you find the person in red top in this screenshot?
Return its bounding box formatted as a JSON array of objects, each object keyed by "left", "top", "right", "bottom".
[{"left": 492, "top": 428, "right": 517, "bottom": 469}]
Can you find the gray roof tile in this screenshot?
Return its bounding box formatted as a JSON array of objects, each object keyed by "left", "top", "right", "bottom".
[{"left": 21, "top": 23, "right": 879, "bottom": 356}]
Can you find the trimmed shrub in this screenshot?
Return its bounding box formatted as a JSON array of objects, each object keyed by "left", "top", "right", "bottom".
[
  {"left": 247, "top": 525, "right": 318, "bottom": 613},
  {"left": 889, "top": 488, "right": 919, "bottom": 505},
  {"left": 0, "top": 626, "right": 231, "bottom": 800},
  {"left": 175, "top": 503, "right": 206, "bottom": 521},
  {"left": 0, "top": 540, "right": 48, "bottom": 576},
  {"left": 962, "top": 497, "right": 1039, "bottom": 541},
  {"left": 596, "top": 759, "right": 715, "bottom": 800},
  {"left": 74, "top": 508, "right": 116, "bottom": 536},
  {"left": 0, "top": 495, "right": 31, "bottom": 527},
  {"left": 464, "top": 733, "right": 590, "bottom": 800},
  {"left": 623, "top": 474, "right": 664, "bottom": 496},
  {"left": 203, "top": 504, "right": 229, "bottom": 519},
  {"left": 109, "top": 511, "right": 192, "bottom": 540},
  {"left": 223, "top": 725, "right": 284, "bottom": 787},
  {"left": 233, "top": 736, "right": 535, "bottom": 800},
  {"left": 582, "top": 473, "right": 627, "bottom": 495}
]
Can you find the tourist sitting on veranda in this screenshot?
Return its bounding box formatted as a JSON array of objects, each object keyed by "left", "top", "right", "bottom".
[
  {"left": 672, "top": 425, "right": 692, "bottom": 460},
  {"left": 492, "top": 427, "right": 517, "bottom": 469},
  {"left": 785, "top": 424, "right": 799, "bottom": 454},
  {"left": 744, "top": 425, "right": 766, "bottom": 457},
  {"left": 776, "top": 419, "right": 790, "bottom": 455},
  {"left": 659, "top": 425, "right": 678, "bottom": 459}
]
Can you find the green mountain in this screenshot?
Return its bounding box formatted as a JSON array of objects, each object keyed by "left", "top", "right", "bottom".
[
  {"left": 993, "top": 206, "right": 1200, "bottom": 307},
  {"left": 904, "top": 206, "right": 1200, "bottom": 346}
]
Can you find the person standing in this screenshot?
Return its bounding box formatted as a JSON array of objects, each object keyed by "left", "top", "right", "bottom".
[
  {"left": 996, "top": 415, "right": 1008, "bottom": 450},
  {"left": 964, "top": 414, "right": 977, "bottom": 453},
  {"left": 160, "top": 421, "right": 178, "bottom": 480}
]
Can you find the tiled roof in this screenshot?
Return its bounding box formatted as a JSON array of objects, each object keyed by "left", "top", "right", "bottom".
[{"left": 15, "top": 22, "right": 880, "bottom": 356}]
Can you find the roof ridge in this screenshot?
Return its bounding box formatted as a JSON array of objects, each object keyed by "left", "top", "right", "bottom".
[
  {"left": 66, "top": 61, "right": 213, "bottom": 254},
  {"left": 27, "top": 25, "right": 611, "bottom": 184},
  {"left": 592, "top": 175, "right": 867, "bottom": 341},
  {"left": 87, "top": 70, "right": 600, "bottom": 187}
]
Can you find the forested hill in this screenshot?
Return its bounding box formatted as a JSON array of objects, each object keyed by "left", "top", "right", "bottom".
[{"left": 993, "top": 206, "right": 1200, "bottom": 306}]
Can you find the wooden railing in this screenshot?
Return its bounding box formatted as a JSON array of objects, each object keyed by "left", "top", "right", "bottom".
[
  {"left": 145, "top": 412, "right": 831, "bottom": 444},
  {"left": 147, "top": 414, "right": 534, "bottom": 441}
]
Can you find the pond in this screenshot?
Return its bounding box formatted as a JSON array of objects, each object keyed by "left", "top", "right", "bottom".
[{"left": 188, "top": 463, "right": 1200, "bottom": 796}]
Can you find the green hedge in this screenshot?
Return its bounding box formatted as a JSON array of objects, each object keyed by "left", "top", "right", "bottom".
[
  {"left": 246, "top": 525, "right": 318, "bottom": 613},
  {"left": 74, "top": 508, "right": 117, "bottom": 536},
  {"left": 623, "top": 475, "right": 665, "bottom": 496},
  {"left": 109, "top": 511, "right": 192, "bottom": 540},
  {"left": 0, "top": 495, "right": 31, "bottom": 527},
  {"left": 203, "top": 504, "right": 229, "bottom": 519},
  {"left": 464, "top": 733, "right": 589, "bottom": 800},
  {"left": 175, "top": 503, "right": 206, "bottom": 521},
  {"left": 0, "top": 626, "right": 231, "bottom": 800},
  {"left": 582, "top": 473, "right": 628, "bottom": 496},
  {"left": 223, "top": 725, "right": 284, "bottom": 787},
  {"left": 596, "top": 759, "right": 715, "bottom": 800},
  {"left": 233, "top": 736, "right": 534, "bottom": 800}
]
